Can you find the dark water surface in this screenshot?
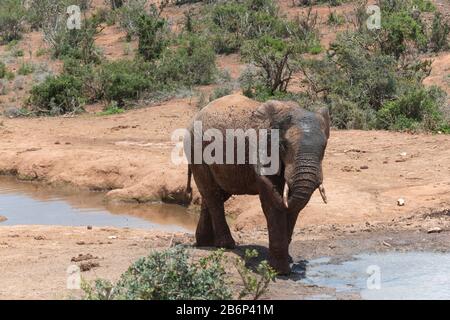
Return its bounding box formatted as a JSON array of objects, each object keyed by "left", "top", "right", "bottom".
[{"left": 0, "top": 176, "right": 197, "bottom": 232}]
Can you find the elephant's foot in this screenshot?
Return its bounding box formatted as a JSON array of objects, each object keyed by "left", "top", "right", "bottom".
[
  {"left": 195, "top": 232, "right": 215, "bottom": 247},
  {"left": 214, "top": 236, "right": 236, "bottom": 249},
  {"left": 270, "top": 258, "right": 290, "bottom": 275},
  {"left": 269, "top": 252, "right": 291, "bottom": 275}
]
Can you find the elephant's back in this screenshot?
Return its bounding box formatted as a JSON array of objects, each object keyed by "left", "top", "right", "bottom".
[{"left": 193, "top": 94, "right": 260, "bottom": 130}]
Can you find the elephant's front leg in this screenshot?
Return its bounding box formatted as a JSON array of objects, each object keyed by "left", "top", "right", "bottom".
[
  {"left": 287, "top": 211, "right": 300, "bottom": 244},
  {"left": 259, "top": 195, "right": 290, "bottom": 275}
]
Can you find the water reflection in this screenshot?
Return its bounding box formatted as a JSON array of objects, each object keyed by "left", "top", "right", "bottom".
[{"left": 0, "top": 176, "right": 198, "bottom": 232}]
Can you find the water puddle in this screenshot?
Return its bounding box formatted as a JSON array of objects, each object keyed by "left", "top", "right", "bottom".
[
  {"left": 0, "top": 176, "right": 197, "bottom": 232},
  {"left": 300, "top": 252, "right": 450, "bottom": 299}
]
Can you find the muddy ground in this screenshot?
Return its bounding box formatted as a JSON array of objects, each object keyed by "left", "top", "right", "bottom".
[{"left": 2, "top": 208, "right": 450, "bottom": 300}]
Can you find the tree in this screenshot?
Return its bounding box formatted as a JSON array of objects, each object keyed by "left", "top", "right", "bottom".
[{"left": 241, "top": 36, "right": 302, "bottom": 94}]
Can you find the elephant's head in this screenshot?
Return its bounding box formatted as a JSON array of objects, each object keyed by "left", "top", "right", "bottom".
[{"left": 255, "top": 100, "right": 330, "bottom": 213}]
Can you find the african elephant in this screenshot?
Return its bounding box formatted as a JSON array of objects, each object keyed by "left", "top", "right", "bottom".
[{"left": 184, "top": 94, "right": 330, "bottom": 274}]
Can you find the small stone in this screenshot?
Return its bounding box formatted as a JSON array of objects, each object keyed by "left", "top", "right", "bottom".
[
  {"left": 360, "top": 165, "right": 369, "bottom": 170},
  {"left": 400, "top": 152, "right": 407, "bottom": 157},
  {"left": 79, "top": 261, "right": 100, "bottom": 272},
  {"left": 397, "top": 198, "right": 405, "bottom": 206},
  {"left": 427, "top": 227, "right": 442, "bottom": 234},
  {"left": 108, "top": 236, "right": 118, "bottom": 240},
  {"left": 382, "top": 241, "right": 392, "bottom": 247},
  {"left": 87, "top": 225, "right": 92, "bottom": 230}
]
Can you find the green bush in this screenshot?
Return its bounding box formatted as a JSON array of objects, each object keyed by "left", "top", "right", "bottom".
[
  {"left": 380, "top": 10, "right": 427, "bottom": 58},
  {"left": 0, "top": 62, "right": 7, "bottom": 79},
  {"left": 429, "top": 12, "right": 449, "bottom": 52},
  {"left": 99, "top": 60, "right": 154, "bottom": 106},
  {"left": 83, "top": 247, "right": 232, "bottom": 300},
  {"left": 117, "top": 0, "right": 147, "bottom": 38},
  {"left": 82, "top": 246, "right": 276, "bottom": 300},
  {"left": 210, "top": 84, "right": 233, "bottom": 101},
  {"left": 0, "top": 0, "right": 26, "bottom": 43},
  {"left": 136, "top": 10, "right": 169, "bottom": 61},
  {"left": 156, "top": 35, "right": 217, "bottom": 86},
  {"left": 377, "top": 86, "right": 448, "bottom": 132},
  {"left": 299, "top": 31, "right": 448, "bottom": 132},
  {"left": 50, "top": 15, "right": 103, "bottom": 64},
  {"left": 204, "top": 0, "right": 297, "bottom": 54},
  {"left": 28, "top": 74, "right": 85, "bottom": 115},
  {"left": 18, "top": 63, "right": 35, "bottom": 76},
  {"left": 241, "top": 35, "right": 304, "bottom": 95}
]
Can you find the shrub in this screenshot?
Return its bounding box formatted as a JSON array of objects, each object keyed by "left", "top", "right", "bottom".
[
  {"left": 156, "top": 35, "right": 217, "bottom": 86},
  {"left": 28, "top": 74, "right": 85, "bottom": 115},
  {"left": 50, "top": 15, "right": 104, "bottom": 64},
  {"left": 429, "top": 12, "right": 449, "bottom": 52},
  {"left": 98, "top": 101, "right": 125, "bottom": 116},
  {"left": 117, "top": 0, "right": 147, "bottom": 38},
  {"left": 83, "top": 247, "right": 233, "bottom": 300},
  {"left": 204, "top": 0, "right": 298, "bottom": 54},
  {"left": 99, "top": 60, "right": 154, "bottom": 106},
  {"left": 299, "top": 31, "right": 448, "bottom": 132},
  {"left": 108, "top": 0, "right": 124, "bottom": 10},
  {"left": 377, "top": 86, "right": 448, "bottom": 132},
  {"left": 136, "top": 9, "right": 169, "bottom": 61},
  {"left": 241, "top": 35, "right": 303, "bottom": 95},
  {"left": 210, "top": 84, "right": 233, "bottom": 101},
  {"left": 0, "top": 0, "right": 26, "bottom": 43},
  {"left": 327, "top": 11, "right": 345, "bottom": 26},
  {"left": 0, "top": 62, "right": 7, "bottom": 79},
  {"left": 82, "top": 246, "right": 276, "bottom": 300},
  {"left": 18, "top": 63, "right": 35, "bottom": 76}
]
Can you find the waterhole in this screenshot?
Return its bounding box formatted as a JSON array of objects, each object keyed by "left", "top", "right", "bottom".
[
  {"left": 299, "top": 251, "right": 450, "bottom": 300},
  {"left": 0, "top": 176, "right": 197, "bottom": 232}
]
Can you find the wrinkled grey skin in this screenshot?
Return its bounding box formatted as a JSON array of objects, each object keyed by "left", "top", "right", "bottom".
[{"left": 185, "top": 95, "right": 330, "bottom": 274}]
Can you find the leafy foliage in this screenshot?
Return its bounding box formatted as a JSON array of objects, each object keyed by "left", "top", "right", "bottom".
[
  {"left": 0, "top": 0, "right": 26, "bottom": 43},
  {"left": 28, "top": 74, "right": 85, "bottom": 116},
  {"left": 82, "top": 246, "right": 276, "bottom": 300}
]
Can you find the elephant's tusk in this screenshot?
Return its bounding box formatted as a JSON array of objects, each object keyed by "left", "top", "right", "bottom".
[
  {"left": 319, "top": 184, "right": 328, "bottom": 204},
  {"left": 283, "top": 182, "right": 289, "bottom": 209}
]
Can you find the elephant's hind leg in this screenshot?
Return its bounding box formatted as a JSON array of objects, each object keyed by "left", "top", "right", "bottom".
[
  {"left": 195, "top": 201, "right": 215, "bottom": 247},
  {"left": 192, "top": 165, "right": 235, "bottom": 249}
]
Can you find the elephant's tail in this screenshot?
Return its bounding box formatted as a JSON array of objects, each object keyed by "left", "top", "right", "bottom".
[{"left": 185, "top": 165, "right": 193, "bottom": 204}]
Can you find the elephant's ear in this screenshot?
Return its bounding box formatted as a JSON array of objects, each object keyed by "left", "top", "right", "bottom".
[
  {"left": 317, "top": 107, "right": 330, "bottom": 139},
  {"left": 254, "top": 101, "right": 292, "bottom": 129}
]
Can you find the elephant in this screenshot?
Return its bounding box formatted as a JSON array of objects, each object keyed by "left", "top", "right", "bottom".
[{"left": 184, "top": 94, "right": 330, "bottom": 274}]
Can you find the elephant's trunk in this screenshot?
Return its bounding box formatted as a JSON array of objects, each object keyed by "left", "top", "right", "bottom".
[{"left": 286, "top": 152, "right": 322, "bottom": 213}]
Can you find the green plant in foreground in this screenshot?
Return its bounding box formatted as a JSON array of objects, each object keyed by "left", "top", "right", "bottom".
[
  {"left": 82, "top": 246, "right": 276, "bottom": 300},
  {"left": 235, "top": 249, "right": 277, "bottom": 300}
]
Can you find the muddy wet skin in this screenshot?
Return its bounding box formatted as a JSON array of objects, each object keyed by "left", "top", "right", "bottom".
[{"left": 0, "top": 176, "right": 197, "bottom": 232}]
